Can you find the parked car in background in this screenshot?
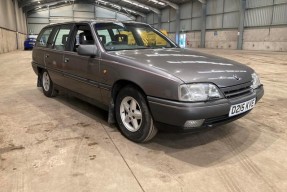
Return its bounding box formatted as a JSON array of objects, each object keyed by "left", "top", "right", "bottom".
[
  {"left": 24, "top": 35, "right": 37, "bottom": 50},
  {"left": 31, "top": 21, "right": 264, "bottom": 143}
]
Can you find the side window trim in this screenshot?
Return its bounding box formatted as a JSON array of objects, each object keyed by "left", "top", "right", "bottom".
[
  {"left": 47, "top": 26, "right": 60, "bottom": 49},
  {"left": 36, "top": 27, "right": 53, "bottom": 48},
  {"left": 67, "top": 23, "right": 97, "bottom": 53},
  {"left": 51, "top": 24, "right": 73, "bottom": 51}
]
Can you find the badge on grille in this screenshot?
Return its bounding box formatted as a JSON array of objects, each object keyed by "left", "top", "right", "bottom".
[{"left": 233, "top": 74, "right": 241, "bottom": 81}]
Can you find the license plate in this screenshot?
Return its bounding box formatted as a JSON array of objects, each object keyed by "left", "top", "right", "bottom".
[
  {"left": 29, "top": 42, "right": 35, "bottom": 45},
  {"left": 229, "top": 98, "right": 256, "bottom": 117}
]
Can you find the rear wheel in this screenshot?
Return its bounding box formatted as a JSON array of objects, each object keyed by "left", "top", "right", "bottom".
[
  {"left": 41, "top": 70, "right": 57, "bottom": 97},
  {"left": 115, "top": 86, "right": 157, "bottom": 143}
]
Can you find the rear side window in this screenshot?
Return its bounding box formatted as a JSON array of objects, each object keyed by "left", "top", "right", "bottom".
[
  {"left": 53, "top": 26, "right": 72, "bottom": 51},
  {"left": 36, "top": 28, "right": 52, "bottom": 47}
]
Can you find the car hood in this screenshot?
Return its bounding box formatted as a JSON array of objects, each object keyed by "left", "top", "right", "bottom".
[{"left": 108, "top": 48, "right": 254, "bottom": 87}]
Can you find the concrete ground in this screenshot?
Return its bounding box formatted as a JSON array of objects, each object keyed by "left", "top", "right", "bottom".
[{"left": 0, "top": 49, "right": 286, "bottom": 192}]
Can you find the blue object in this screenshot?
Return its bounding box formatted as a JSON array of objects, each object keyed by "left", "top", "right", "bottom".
[{"left": 24, "top": 37, "right": 36, "bottom": 50}]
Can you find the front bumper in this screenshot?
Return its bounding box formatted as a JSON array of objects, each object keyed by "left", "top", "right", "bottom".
[{"left": 148, "top": 85, "right": 264, "bottom": 130}]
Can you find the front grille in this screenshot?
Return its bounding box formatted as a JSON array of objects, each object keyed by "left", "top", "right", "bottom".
[{"left": 221, "top": 82, "right": 253, "bottom": 99}]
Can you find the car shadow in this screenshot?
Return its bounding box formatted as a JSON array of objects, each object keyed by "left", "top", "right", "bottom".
[
  {"left": 19, "top": 88, "right": 277, "bottom": 169},
  {"left": 53, "top": 91, "right": 271, "bottom": 167}
]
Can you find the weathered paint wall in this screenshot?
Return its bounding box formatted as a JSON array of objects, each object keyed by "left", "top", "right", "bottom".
[
  {"left": 0, "top": 29, "right": 17, "bottom": 53},
  {"left": 0, "top": 29, "right": 27, "bottom": 54},
  {"left": 168, "top": 33, "right": 176, "bottom": 43},
  {"left": 205, "top": 30, "right": 238, "bottom": 49},
  {"left": 0, "top": 0, "right": 27, "bottom": 54},
  {"left": 186, "top": 32, "right": 201, "bottom": 48},
  {"left": 18, "top": 33, "right": 27, "bottom": 51},
  {"left": 243, "top": 27, "right": 287, "bottom": 51}
]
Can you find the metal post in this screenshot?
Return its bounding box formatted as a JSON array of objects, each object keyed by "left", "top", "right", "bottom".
[
  {"left": 94, "top": 4, "right": 96, "bottom": 19},
  {"left": 13, "top": 0, "right": 19, "bottom": 49},
  {"left": 237, "top": 0, "right": 246, "bottom": 50},
  {"left": 157, "top": 13, "right": 162, "bottom": 29},
  {"left": 48, "top": 5, "right": 50, "bottom": 24},
  {"left": 200, "top": 2, "right": 207, "bottom": 48},
  {"left": 175, "top": 9, "right": 180, "bottom": 44},
  {"left": 72, "top": 3, "right": 75, "bottom": 21},
  {"left": 142, "top": 16, "right": 147, "bottom": 23}
]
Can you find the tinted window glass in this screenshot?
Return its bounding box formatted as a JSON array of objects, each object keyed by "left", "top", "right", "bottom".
[
  {"left": 53, "top": 27, "right": 72, "bottom": 51},
  {"left": 36, "top": 28, "right": 52, "bottom": 47}
]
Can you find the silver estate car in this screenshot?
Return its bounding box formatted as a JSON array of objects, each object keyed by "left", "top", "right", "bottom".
[{"left": 32, "top": 21, "right": 264, "bottom": 142}]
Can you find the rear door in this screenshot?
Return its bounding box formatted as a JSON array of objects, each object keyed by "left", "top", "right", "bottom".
[
  {"left": 45, "top": 24, "right": 73, "bottom": 87},
  {"left": 33, "top": 27, "right": 53, "bottom": 69},
  {"left": 61, "top": 23, "right": 102, "bottom": 102}
]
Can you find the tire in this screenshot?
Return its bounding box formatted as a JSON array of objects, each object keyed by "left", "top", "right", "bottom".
[
  {"left": 41, "top": 70, "right": 57, "bottom": 97},
  {"left": 115, "top": 86, "right": 157, "bottom": 143}
]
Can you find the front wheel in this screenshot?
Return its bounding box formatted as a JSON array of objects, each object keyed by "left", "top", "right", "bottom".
[
  {"left": 41, "top": 70, "right": 57, "bottom": 97},
  {"left": 115, "top": 86, "right": 157, "bottom": 143}
]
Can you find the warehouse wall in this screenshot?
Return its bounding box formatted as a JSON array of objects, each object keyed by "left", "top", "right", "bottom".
[
  {"left": 243, "top": 27, "right": 287, "bottom": 51},
  {"left": 0, "top": 0, "right": 27, "bottom": 53},
  {"left": 205, "top": 30, "right": 238, "bottom": 49},
  {"left": 27, "top": 4, "right": 134, "bottom": 34},
  {"left": 243, "top": 0, "right": 287, "bottom": 51},
  {"left": 146, "top": 0, "right": 287, "bottom": 51}
]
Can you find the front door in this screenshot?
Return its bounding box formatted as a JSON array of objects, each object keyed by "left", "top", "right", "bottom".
[{"left": 61, "top": 24, "right": 102, "bottom": 102}]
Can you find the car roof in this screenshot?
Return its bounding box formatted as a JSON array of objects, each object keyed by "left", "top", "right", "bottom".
[{"left": 44, "top": 20, "right": 149, "bottom": 29}]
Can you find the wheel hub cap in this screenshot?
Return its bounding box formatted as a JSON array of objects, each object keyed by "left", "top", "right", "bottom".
[
  {"left": 42, "top": 72, "right": 50, "bottom": 92},
  {"left": 120, "top": 96, "right": 142, "bottom": 132}
]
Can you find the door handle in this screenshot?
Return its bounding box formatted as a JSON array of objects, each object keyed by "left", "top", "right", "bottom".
[
  {"left": 64, "top": 58, "right": 69, "bottom": 63},
  {"left": 45, "top": 54, "right": 49, "bottom": 58}
]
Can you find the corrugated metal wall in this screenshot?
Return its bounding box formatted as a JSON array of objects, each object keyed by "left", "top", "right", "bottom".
[
  {"left": 150, "top": 1, "right": 202, "bottom": 32},
  {"left": 245, "top": 0, "right": 287, "bottom": 26},
  {"left": 205, "top": 0, "right": 240, "bottom": 29},
  {"left": 27, "top": 4, "right": 134, "bottom": 34},
  {"left": 145, "top": 0, "right": 287, "bottom": 33}
]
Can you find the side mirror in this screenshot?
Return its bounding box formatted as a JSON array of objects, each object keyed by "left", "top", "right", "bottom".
[{"left": 77, "top": 44, "right": 97, "bottom": 57}]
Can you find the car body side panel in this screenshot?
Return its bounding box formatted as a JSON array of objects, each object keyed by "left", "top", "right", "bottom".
[
  {"left": 32, "top": 47, "right": 46, "bottom": 70},
  {"left": 62, "top": 52, "right": 102, "bottom": 102},
  {"left": 99, "top": 53, "right": 183, "bottom": 106},
  {"left": 44, "top": 49, "right": 66, "bottom": 86}
]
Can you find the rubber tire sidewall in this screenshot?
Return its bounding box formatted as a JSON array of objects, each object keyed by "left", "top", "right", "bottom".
[
  {"left": 41, "top": 70, "right": 56, "bottom": 97},
  {"left": 115, "top": 86, "right": 156, "bottom": 143}
]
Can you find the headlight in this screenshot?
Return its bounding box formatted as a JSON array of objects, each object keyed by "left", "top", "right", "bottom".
[
  {"left": 179, "top": 83, "right": 223, "bottom": 102},
  {"left": 251, "top": 73, "right": 261, "bottom": 89}
]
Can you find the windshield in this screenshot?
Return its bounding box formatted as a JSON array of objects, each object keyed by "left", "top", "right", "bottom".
[{"left": 94, "top": 22, "right": 177, "bottom": 51}]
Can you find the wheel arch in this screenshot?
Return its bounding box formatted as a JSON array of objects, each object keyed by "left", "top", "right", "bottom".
[
  {"left": 111, "top": 80, "right": 148, "bottom": 102},
  {"left": 107, "top": 79, "right": 150, "bottom": 125}
]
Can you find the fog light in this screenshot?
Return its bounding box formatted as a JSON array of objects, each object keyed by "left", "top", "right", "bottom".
[{"left": 184, "top": 119, "right": 205, "bottom": 128}]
